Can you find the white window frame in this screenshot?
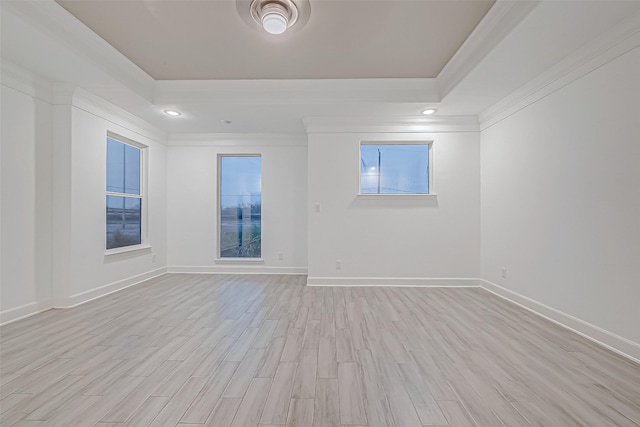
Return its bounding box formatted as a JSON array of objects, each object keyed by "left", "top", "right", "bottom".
[
  {"left": 358, "top": 140, "right": 435, "bottom": 197},
  {"left": 216, "top": 153, "right": 263, "bottom": 262},
  {"left": 105, "top": 132, "right": 149, "bottom": 255}
]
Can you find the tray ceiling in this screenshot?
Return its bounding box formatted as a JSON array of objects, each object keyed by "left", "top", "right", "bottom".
[{"left": 56, "top": 0, "right": 495, "bottom": 80}]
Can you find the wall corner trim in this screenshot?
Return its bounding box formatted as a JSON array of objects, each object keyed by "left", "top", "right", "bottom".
[{"left": 480, "top": 279, "right": 640, "bottom": 364}]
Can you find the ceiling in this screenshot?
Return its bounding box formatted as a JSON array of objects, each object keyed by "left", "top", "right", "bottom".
[
  {"left": 4, "top": 0, "right": 640, "bottom": 134},
  {"left": 56, "top": 0, "right": 494, "bottom": 80}
]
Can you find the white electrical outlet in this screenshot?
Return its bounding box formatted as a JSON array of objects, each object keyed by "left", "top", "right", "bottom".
[
  {"left": 152, "top": 254, "right": 157, "bottom": 263},
  {"left": 278, "top": 253, "right": 284, "bottom": 260},
  {"left": 335, "top": 260, "right": 342, "bottom": 270},
  {"left": 315, "top": 203, "right": 321, "bottom": 213},
  {"left": 501, "top": 267, "right": 507, "bottom": 278}
]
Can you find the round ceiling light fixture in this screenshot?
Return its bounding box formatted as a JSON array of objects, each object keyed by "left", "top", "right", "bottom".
[
  {"left": 250, "top": 0, "right": 299, "bottom": 35},
  {"left": 164, "top": 109, "right": 182, "bottom": 116},
  {"left": 421, "top": 108, "right": 437, "bottom": 115}
]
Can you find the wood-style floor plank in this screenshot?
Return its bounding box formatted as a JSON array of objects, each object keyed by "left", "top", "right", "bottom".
[
  {"left": 286, "top": 398, "right": 314, "bottom": 427},
  {"left": 180, "top": 361, "right": 238, "bottom": 424},
  {"left": 260, "top": 362, "right": 297, "bottom": 425},
  {"left": 1, "top": 273, "right": 638, "bottom": 427},
  {"left": 203, "top": 398, "right": 241, "bottom": 427},
  {"left": 230, "top": 377, "right": 271, "bottom": 427},
  {"left": 338, "top": 362, "right": 368, "bottom": 426}
]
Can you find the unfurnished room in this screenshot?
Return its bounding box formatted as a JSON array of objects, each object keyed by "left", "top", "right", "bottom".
[{"left": 1, "top": 0, "right": 639, "bottom": 426}]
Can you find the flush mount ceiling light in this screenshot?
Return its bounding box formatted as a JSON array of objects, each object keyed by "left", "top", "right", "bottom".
[
  {"left": 250, "top": 0, "right": 299, "bottom": 35},
  {"left": 421, "top": 108, "right": 438, "bottom": 115},
  {"left": 164, "top": 110, "right": 181, "bottom": 116}
]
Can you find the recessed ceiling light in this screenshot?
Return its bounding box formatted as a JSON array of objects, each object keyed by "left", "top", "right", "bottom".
[
  {"left": 262, "top": 11, "right": 288, "bottom": 34},
  {"left": 164, "top": 110, "right": 181, "bottom": 116},
  {"left": 221, "top": 120, "right": 232, "bottom": 125},
  {"left": 251, "top": 0, "right": 299, "bottom": 35},
  {"left": 421, "top": 108, "right": 437, "bottom": 115}
]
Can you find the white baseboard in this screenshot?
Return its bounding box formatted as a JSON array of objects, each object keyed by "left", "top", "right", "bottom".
[
  {"left": 167, "top": 265, "right": 308, "bottom": 275},
  {"left": 481, "top": 279, "right": 640, "bottom": 364},
  {"left": 306, "top": 276, "right": 481, "bottom": 287},
  {"left": 4, "top": 272, "right": 636, "bottom": 365},
  {"left": 64, "top": 267, "right": 168, "bottom": 308},
  {"left": 0, "top": 299, "right": 53, "bottom": 326}
]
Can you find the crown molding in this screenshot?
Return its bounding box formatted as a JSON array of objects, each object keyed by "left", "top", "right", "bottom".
[
  {"left": 3, "top": 0, "right": 155, "bottom": 102},
  {"left": 154, "top": 78, "right": 440, "bottom": 105},
  {"left": 0, "top": 61, "right": 52, "bottom": 103},
  {"left": 304, "top": 116, "right": 479, "bottom": 134},
  {"left": 52, "top": 84, "right": 78, "bottom": 106},
  {"left": 437, "top": 0, "right": 540, "bottom": 98},
  {"left": 480, "top": 12, "right": 640, "bottom": 130},
  {"left": 70, "top": 88, "right": 168, "bottom": 144},
  {"left": 168, "top": 133, "right": 307, "bottom": 147}
]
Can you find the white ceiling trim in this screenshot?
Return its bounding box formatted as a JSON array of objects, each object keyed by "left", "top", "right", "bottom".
[
  {"left": 3, "top": 0, "right": 155, "bottom": 102},
  {"left": 168, "top": 133, "right": 307, "bottom": 147},
  {"left": 479, "top": 12, "right": 640, "bottom": 131},
  {"left": 303, "top": 116, "right": 479, "bottom": 134},
  {"left": 48, "top": 84, "right": 166, "bottom": 144},
  {"left": 3, "top": 0, "right": 533, "bottom": 109},
  {"left": 70, "top": 88, "right": 168, "bottom": 144},
  {"left": 154, "top": 78, "right": 440, "bottom": 105},
  {"left": 1, "top": 61, "right": 53, "bottom": 104},
  {"left": 437, "top": 0, "right": 540, "bottom": 98},
  {"left": 3, "top": 0, "right": 542, "bottom": 133}
]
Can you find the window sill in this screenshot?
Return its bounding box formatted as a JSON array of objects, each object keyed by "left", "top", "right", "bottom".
[
  {"left": 357, "top": 193, "right": 437, "bottom": 199},
  {"left": 105, "top": 244, "right": 151, "bottom": 256},
  {"left": 215, "top": 258, "right": 264, "bottom": 264}
]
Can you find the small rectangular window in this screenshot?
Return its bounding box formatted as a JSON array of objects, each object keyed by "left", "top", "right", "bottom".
[
  {"left": 360, "top": 143, "right": 430, "bottom": 194},
  {"left": 219, "top": 155, "right": 262, "bottom": 258},
  {"left": 106, "top": 135, "right": 143, "bottom": 250}
]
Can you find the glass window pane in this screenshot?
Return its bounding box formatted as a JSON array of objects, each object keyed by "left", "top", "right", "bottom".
[
  {"left": 106, "top": 195, "right": 141, "bottom": 249},
  {"left": 124, "top": 144, "right": 140, "bottom": 195},
  {"left": 360, "top": 144, "right": 428, "bottom": 194},
  {"left": 107, "top": 137, "right": 140, "bottom": 195},
  {"left": 220, "top": 156, "right": 261, "bottom": 258},
  {"left": 360, "top": 145, "right": 381, "bottom": 194},
  {"left": 107, "top": 138, "right": 125, "bottom": 193}
]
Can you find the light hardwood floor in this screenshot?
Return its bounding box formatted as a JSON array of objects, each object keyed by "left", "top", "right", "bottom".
[{"left": 1, "top": 274, "right": 639, "bottom": 426}]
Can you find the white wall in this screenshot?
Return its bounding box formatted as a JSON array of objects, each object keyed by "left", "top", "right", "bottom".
[
  {"left": 307, "top": 132, "right": 480, "bottom": 284},
  {"left": 1, "top": 82, "right": 53, "bottom": 322},
  {"left": 167, "top": 136, "right": 307, "bottom": 273},
  {"left": 57, "top": 91, "right": 168, "bottom": 306},
  {"left": 1, "top": 79, "right": 168, "bottom": 320},
  {"left": 481, "top": 47, "right": 640, "bottom": 346}
]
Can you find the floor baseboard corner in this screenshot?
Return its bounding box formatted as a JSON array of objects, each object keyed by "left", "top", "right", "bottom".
[{"left": 480, "top": 279, "right": 640, "bottom": 364}]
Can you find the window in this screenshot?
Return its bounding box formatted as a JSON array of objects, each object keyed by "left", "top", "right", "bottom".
[
  {"left": 219, "top": 155, "right": 262, "bottom": 258},
  {"left": 106, "top": 135, "right": 143, "bottom": 250},
  {"left": 360, "top": 142, "right": 431, "bottom": 194}
]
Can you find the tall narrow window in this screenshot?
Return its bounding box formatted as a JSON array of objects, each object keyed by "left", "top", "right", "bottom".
[
  {"left": 360, "top": 143, "right": 430, "bottom": 194},
  {"left": 106, "top": 135, "right": 143, "bottom": 250},
  {"left": 219, "top": 155, "right": 262, "bottom": 258}
]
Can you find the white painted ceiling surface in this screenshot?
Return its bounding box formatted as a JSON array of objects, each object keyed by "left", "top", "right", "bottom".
[
  {"left": 3, "top": 1, "right": 640, "bottom": 134},
  {"left": 55, "top": 0, "right": 494, "bottom": 80}
]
